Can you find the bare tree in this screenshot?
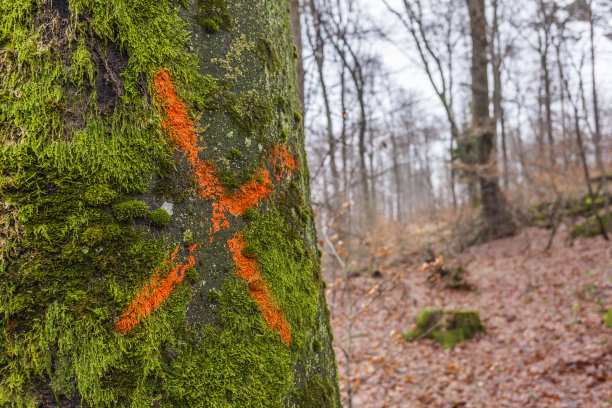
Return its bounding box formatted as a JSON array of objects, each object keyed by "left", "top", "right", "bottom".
[{"left": 383, "top": 0, "right": 464, "bottom": 208}]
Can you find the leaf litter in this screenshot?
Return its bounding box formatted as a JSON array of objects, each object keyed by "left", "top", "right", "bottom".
[{"left": 325, "top": 226, "right": 612, "bottom": 407}]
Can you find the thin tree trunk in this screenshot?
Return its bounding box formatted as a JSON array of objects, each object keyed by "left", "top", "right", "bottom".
[
  {"left": 543, "top": 41, "right": 554, "bottom": 161},
  {"left": 491, "top": 0, "right": 508, "bottom": 191},
  {"left": 555, "top": 42, "right": 570, "bottom": 170},
  {"left": 390, "top": 132, "right": 403, "bottom": 223}
]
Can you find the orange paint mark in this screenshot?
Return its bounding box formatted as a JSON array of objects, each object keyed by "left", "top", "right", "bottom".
[
  {"left": 153, "top": 69, "right": 275, "bottom": 237},
  {"left": 270, "top": 144, "right": 298, "bottom": 180},
  {"left": 228, "top": 233, "right": 292, "bottom": 345},
  {"left": 115, "top": 245, "right": 195, "bottom": 334}
]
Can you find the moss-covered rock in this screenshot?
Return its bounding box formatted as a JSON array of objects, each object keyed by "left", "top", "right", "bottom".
[
  {"left": 527, "top": 194, "right": 611, "bottom": 229},
  {"left": 403, "top": 308, "right": 486, "bottom": 349},
  {"left": 571, "top": 214, "right": 610, "bottom": 238}
]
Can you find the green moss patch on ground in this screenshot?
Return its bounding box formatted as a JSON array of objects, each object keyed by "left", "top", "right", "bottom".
[{"left": 403, "top": 307, "right": 486, "bottom": 349}]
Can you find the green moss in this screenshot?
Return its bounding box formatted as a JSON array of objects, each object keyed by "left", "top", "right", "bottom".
[
  {"left": 185, "top": 266, "right": 199, "bottom": 281},
  {"left": 274, "top": 181, "right": 310, "bottom": 237},
  {"left": 162, "top": 277, "right": 294, "bottom": 407},
  {"left": 151, "top": 162, "right": 193, "bottom": 204},
  {"left": 242, "top": 208, "right": 259, "bottom": 222},
  {"left": 312, "top": 338, "right": 322, "bottom": 353},
  {"left": 226, "top": 148, "right": 243, "bottom": 160},
  {"left": 242, "top": 209, "right": 319, "bottom": 349},
  {"left": 276, "top": 95, "right": 289, "bottom": 113},
  {"left": 293, "top": 110, "right": 302, "bottom": 124},
  {"left": 215, "top": 160, "right": 257, "bottom": 192},
  {"left": 605, "top": 310, "right": 612, "bottom": 328},
  {"left": 81, "top": 226, "right": 105, "bottom": 246},
  {"left": 584, "top": 195, "right": 605, "bottom": 207},
  {"left": 224, "top": 90, "right": 273, "bottom": 142},
  {"left": 0, "top": 0, "right": 214, "bottom": 403},
  {"left": 201, "top": 18, "right": 219, "bottom": 33},
  {"left": 403, "top": 308, "right": 486, "bottom": 349},
  {"left": 256, "top": 39, "right": 281, "bottom": 71},
  {"left": 280, "top": 129, "right": 288, "bottom": 143},
  {"left": 83, "top": 185, "right": 117, "bottom": 206},
  {"left": 571, "top": 215, "right": 609, "bottom": 238},
  {"left": 294, "top": 374, "right": 337, "bottom": 408},
  {"left": 0, "top": 216, "right": 177, "bottom": 406},
  {"left": 299, "top": 207, "right": 310, "bottom": 222},
  {"left": 183, "top": 229, "right": 194, "bottom": 246},
  {"left": 195, "top": 0, "right": 233, "bottom": 30},
  {"left": 148, "top": 208, "right": 171, "bottom": 227},
  {"left": 207, "top": 288, "right": 222, "bottom": 303},
  {"left": 112, "top": 201, "right": 148, "bottom": 222}
]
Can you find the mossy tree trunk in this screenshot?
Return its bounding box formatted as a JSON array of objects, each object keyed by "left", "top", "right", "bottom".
[
  {"left": 465, "top": 0, "right": 516, "bottom": 239},
  {"left": 0, "top": 0, "right": 340, "bottom": 406}
]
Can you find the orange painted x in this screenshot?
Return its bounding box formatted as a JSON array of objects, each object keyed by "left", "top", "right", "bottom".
[{"left": 115, "top": 70, "right": 296, "bottom": 345}]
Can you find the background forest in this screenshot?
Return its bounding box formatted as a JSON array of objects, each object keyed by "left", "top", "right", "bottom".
[{"left": 299, "top": 0, "right": 612, "bottom": 406}]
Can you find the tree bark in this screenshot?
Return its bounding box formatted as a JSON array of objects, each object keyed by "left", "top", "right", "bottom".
[
  {"left": 390, "top": 132, "right": 403, "bottom": 223},
  {"left": 291, "top": 0, "right": 306, "bottom": 116},
  {"left": 0, "top": 0, "right": 340, "bottom": 406},
  {"left": 465, "top": 0, "right": 516, "bottom": 239}
]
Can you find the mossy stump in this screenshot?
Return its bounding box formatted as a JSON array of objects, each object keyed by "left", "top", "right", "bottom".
[
  {"left": 605, "top": 310, "right": 612, "bottom": 329},
  {"left": 403, "top": 308, "right": 486, "bottom": 349}
]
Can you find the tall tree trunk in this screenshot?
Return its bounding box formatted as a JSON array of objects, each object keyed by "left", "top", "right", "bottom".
[
  {"left": 0, "top": 0, "right": 340, "bottom": 406},
  {"left": 465, "top": 0, "right": 516, "bottom": 239},
  {"left": 357, "top": 85, "right": 371, "bottom": 226}
]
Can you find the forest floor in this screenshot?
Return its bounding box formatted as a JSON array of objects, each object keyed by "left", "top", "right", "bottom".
[{"left": 325, "top": 226, "right": 612, "bottom": 407}]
